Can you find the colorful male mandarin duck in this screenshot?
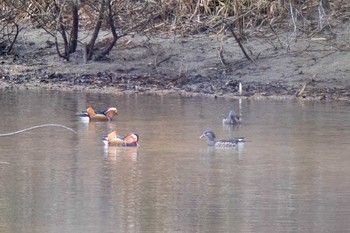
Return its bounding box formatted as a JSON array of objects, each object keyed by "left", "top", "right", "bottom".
[
  {"left": 200, "top": 130, "right": 245, "bottom": 147},
  {"left": 81, "top": 107, "right": 118, "bottom": 121},
  {"left": 223, "top": 110, "right": 240, "bottom": 125},
  {"left": 102, "top": 131, "right": 139, "bottom": 147}
]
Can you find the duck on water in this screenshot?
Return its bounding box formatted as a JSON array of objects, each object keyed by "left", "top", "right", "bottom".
[{"left": 200, "top": 130, "right": 245, "bottom": 147}]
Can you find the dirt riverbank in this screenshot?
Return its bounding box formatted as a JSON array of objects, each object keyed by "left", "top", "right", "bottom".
[{"left": 1, "top": 25, "right": 350, "bottom": 101}]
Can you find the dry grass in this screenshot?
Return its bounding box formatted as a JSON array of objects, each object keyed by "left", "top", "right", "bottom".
[{"left": 1, "top": 0, "right": 350, "bottom": 43}]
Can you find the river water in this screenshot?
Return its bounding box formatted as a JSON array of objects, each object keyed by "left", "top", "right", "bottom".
[{"left": 0, "top": 89, "right": 350, "bottom": 233}]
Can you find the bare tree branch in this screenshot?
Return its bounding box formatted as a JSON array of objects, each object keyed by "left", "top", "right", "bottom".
[{"left": 225, "top": 22, "right": 254, "bottom": 62}]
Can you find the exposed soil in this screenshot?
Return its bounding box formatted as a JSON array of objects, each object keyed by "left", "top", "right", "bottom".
[{"left": 1, "top": 24, "right": 350, "bottom": 101}]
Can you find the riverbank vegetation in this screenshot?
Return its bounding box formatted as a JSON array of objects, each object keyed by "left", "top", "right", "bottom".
[{"left": 1, "top": 0, "right": 346, "bottom": 60}]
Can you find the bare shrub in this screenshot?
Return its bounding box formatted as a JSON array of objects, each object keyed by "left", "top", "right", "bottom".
[
  {"left": 0, "top": 1, "right": 21, "bottom": 54},
  {"left": 1, "top": 0, "right": 349, "bottom": 59}
]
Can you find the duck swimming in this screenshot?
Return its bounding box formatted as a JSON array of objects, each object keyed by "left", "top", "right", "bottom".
[
  {"left": 102, "top": 131, "right": 139, "bottom": 147},
  {"left": 223, "top": 110, "right": 240, "bottom": 125},
  {"left": 200, "top": 130, "right": 245, "bottom": 147},
  {"left": 81, "top": 107, "right": 118, "bottom": 121}
]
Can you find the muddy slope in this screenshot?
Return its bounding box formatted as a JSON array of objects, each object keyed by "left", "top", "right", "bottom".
[{"left": 1, "top": 27, "right": 350, "bottom": 101}]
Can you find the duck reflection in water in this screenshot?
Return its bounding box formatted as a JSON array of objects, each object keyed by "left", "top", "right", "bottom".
[
  {"left": 104, "top": 146, "right": 139, "bottom": 162},
  {"left": 204, "top": 144, "right": 245, "bottom": 160}
]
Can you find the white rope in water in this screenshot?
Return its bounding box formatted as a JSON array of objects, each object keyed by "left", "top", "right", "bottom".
[{"left": 0, "top": 124, "right": 77, "bottom": 137}]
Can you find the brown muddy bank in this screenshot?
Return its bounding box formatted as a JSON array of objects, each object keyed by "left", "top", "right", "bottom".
[{"left": 1, "top": 28, "right": 350, "bottom": 101}]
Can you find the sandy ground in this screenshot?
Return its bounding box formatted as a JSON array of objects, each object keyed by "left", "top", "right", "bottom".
[{"left": 1, "top": 23, "right": 350, "bottom": 101}]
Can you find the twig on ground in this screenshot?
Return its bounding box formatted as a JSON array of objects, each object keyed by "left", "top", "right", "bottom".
[
  {"left": 296, "top": 82, "right": 308, "bottom": 97},
  {"left": 269, "top": 24, "right": 285, "bottom": 49},
  {"left": 216, "top": 38, "right": 227, "bottom": 69},
  {"left": 156, "top": 55, "right": 175, "bottom": 67},
  {"left": 296, "top": 74, "right": 316, "bottom": 97},
  {"left": 288, "top": 2, "right": 299, "bottom": 49},
  {"left": 225, "top": 22, "right": 254, "bottom": 62}
]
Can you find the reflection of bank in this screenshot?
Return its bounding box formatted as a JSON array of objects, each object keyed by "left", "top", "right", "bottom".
[{"left": 104, "top": 145, "right": 139, "bottom": 162}]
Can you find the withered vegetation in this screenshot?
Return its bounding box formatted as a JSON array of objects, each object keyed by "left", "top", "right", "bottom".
[{"left": 0, "top": 0, "right": 348, "bottom": 61}]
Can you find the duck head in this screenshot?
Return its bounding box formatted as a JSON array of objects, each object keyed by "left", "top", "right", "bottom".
[
  {"left": 200, "top": 130, "right": 216, "bottom": 141},
  {"left": 123, "top": 133, "right": 139, "bottom": 146},
  {"left": 105, "top": 107, "right": 118, "bottom": 120}
]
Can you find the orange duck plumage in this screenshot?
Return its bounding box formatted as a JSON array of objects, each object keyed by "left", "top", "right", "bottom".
[
  {"left": 85, "top": 107, "right": 118, "bottom": 121},
  {"left": 102, "top": 131, "right": 139, "bottom": 147}
]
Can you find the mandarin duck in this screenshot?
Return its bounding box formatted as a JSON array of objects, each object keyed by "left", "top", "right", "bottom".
[
  {"left": 200, "top": 130, "right": 245, "bottom": 147},
  {"left": 102, "top": 131, "right": 139, "bottom": 147},
  {"left": 223, "top": 110, "right": 240, "bottom": 125},
  {"left": 80, "top": 107, "right": 118, "bottom": 121}
]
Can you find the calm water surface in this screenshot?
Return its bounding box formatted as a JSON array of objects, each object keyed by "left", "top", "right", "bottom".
[{"left": 1, "top": 89, "right": 350, "bottom": 233}]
